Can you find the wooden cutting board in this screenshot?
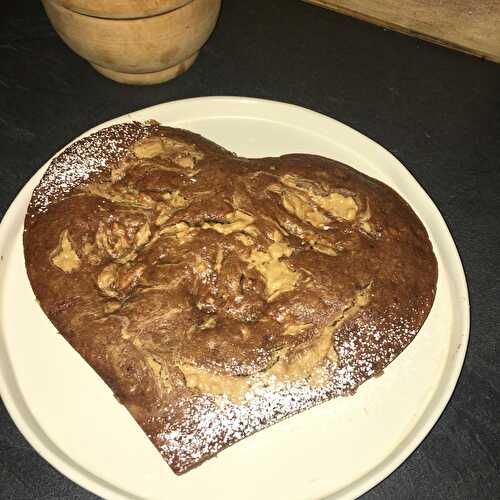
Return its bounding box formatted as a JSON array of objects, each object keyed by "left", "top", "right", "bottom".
[{"left": 304, "top": 0, "right": 500, "bottom": 63}]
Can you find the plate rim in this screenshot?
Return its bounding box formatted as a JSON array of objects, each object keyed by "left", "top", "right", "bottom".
[{"left": 0, "top": 96, "right": 470, "bottom": 500}]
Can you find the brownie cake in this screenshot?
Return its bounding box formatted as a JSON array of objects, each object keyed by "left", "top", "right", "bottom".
[{"left": 24, "top": 122, "right": 437, "bottom": 473}]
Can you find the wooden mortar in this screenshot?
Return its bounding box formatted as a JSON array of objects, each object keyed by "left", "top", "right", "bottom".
[{"left": 42, "top": 0, "right": 222, "bottom": 85}]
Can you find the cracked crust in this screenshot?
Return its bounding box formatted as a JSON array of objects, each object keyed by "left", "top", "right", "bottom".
[{"left": 24, "top": 122, "right": 438, "bottom": 474}]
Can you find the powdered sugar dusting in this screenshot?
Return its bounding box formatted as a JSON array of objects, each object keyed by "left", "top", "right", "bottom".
[
  {"left": 29, "top": 122, "right": 156, "bottom": 214},
  {"left": 158, "top": 372, "right": 354, "bottom": 471},
  {"left": 155, "top": 309, "right": 422, "bottom": 472}
]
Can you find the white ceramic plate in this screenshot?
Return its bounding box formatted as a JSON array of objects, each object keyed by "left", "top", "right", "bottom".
[{"left": 0, "top": 97, "right": 469, "bottom": 500}]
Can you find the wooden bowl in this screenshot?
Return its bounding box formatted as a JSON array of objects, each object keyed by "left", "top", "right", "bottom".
[
  {"left": 51, "top": 0, "right": 192, "bottom": 19},
  {"left": 42, "top": 0, "right": 221, "bottom": 85}
]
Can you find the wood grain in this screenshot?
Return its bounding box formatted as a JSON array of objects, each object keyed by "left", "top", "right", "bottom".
[{"left": 304, "top": 0, "right": 500, "bottom": 63}]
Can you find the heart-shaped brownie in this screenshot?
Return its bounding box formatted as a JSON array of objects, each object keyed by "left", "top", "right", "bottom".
[{"left": 24, "top": 122, "right": 437, "bottom": 473}]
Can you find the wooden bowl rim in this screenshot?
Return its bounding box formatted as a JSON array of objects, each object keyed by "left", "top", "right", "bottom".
[
  {"left": 43, "top": 0, "right": 217, "bottom": 26},
  {"left": 48, "top": 0, "right": 193, "bottom": 19}
]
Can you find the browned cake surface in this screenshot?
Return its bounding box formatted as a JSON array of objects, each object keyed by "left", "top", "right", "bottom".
[{"left": 23, "top": 122, "right": 437, "bottom": 474}]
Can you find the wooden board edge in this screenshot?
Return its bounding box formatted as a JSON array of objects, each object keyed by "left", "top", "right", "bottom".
[{"left": 304, "top": 0, "right": 499, "bottom": 64}]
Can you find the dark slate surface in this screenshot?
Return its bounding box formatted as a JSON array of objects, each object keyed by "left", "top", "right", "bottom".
[{"left": 1, "top": 1, "right": 499, "bottom": 499}]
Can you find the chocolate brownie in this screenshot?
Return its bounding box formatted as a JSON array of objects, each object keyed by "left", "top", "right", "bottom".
[{"left": 23, "top": 122, "right": 437, "bottom": 473}]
